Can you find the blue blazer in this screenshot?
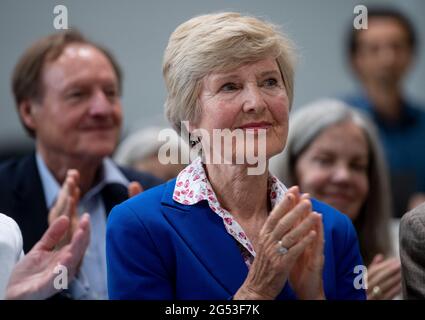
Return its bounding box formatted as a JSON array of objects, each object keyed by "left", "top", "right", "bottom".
[{"left": 106, "top": 179, "right": 366, "bottom": 300}]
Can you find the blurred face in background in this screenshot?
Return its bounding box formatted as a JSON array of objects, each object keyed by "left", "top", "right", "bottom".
[
  {"left": 133, "top": 154, "right": 186, "bottom": 181},
  {"left": 294, "top": 121, "right": 370, "bottom": 220},
  {"left": 352, "top": 17, "right": 414, "bottom": 89},
  {"left": 30, "top": 43, "right": 122, "bottom": 161}
]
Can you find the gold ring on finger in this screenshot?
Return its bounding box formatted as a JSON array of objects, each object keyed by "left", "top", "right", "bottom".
[{"left": 372, "top": 286, "right": 381, "bottom": 298}]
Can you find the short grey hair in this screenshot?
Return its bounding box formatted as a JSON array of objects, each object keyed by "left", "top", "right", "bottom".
[
  {"left": 270, "top": 98, "right": 393, "bottom": 264},
  {"left": 163, "top": 12, "right": 296, "bottom": 138}
]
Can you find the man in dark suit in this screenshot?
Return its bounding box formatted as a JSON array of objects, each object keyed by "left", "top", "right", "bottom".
[
  {"left": 400, "top": 202, "right": 425, "bottom": 299},
  {"left": 0, "top": 30, "right": 161, "bottom": 299}
]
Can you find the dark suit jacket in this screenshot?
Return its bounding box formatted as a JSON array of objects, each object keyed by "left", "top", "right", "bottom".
[
  {"left": 0, "top": 153, "right": 162, "bottom": 253},
  {"left": 400, "top": 202, "right": 425, "bottom": 299}
]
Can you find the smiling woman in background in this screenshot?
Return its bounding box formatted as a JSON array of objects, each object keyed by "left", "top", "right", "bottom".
[
  {"left": 270, "top": 99, "right": 401, "bottom": 300},
  {"left": 106, "top": 13, "right": 366, "bottom": 300}
]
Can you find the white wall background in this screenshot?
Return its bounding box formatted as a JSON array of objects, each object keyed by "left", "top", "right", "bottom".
[{"left": 1, "top": 0, "right": 424, "bottom": 151}]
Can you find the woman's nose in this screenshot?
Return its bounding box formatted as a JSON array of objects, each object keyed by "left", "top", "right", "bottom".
[
  {"left": 332, "top": 165, "right": 352, "bottom": 183},
  {"left": 242, "top": 84, "right": 266, "bottom": 114}
]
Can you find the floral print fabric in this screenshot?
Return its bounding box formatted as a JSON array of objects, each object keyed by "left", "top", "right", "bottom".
[{"left": 173, "top": 156, "right": 288, "bottom": 267}]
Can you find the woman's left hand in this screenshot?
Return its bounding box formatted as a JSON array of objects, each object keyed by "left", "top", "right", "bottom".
[
  {"left": 289, "top": 194, "right": 326, "bottom": 299},
  {"left": 367, "top": 254, "right": 401, "bottom": 300}
]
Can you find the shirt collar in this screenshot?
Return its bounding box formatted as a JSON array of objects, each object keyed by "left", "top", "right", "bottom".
[
  {"left": 173, "top": 156, "right": 288, "bottom": 206},
  {"left": 36, "top": 153, "right": 129, "bottom": 209},
  {"left": 172, "top": 156, "right": 288, "bottom": 258},
  {"left": 84, "top": 158, "right": 130, "bottom": 201}
]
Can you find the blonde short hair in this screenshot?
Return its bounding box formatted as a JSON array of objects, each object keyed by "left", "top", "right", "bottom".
[{"left": 163, "top": 12, "right": 296, "bottom": 136}]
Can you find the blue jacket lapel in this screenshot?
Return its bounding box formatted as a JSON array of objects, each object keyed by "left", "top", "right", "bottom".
[
  {"left": 159, "top": 179, "right": 297, "bottom": 300},
  {"left": 160, "top": 179, "right": 248, "bottom": 296}
]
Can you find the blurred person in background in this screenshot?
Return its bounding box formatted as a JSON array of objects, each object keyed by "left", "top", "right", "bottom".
[
  {"left": 345, "top": 7, "right": 425, "bottom": 218},
  {"left": 114, "top": 126, "right": 187, "bottom": 181},
  {"left": 400, "top": 202, "right": 425, "bottom": 299},
  {"left": 270, "top": 99, "right": 401, "bottom": 299},
  {"left": 0, "top": 30, "right": 161, "bottom": 299},
  {"left": 1, "top": 170, "right": 90, "bottom": 300}
]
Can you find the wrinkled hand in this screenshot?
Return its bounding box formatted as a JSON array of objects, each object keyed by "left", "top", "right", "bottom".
[
  {"left": 234, "top": 186, "right": 322, "bottom": 300},
  {"left": 48, "top": 169, "right": 80, "bottom": 248},
  {"left": 289, "top": 193, "right": 325, "bottom": 299},
  {"left": 5, "top": 214, "right": 90, "bottom": 300},
  {"left": 367, "top": 254, "right": 401, "bottom": 300},
  {"left": 128, "top": 181, "right": 143, "bottom": 198}
]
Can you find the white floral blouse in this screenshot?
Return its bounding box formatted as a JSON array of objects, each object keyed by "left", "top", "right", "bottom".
[{"left": 173, "top": 157, "right": 288, "bottom": 268}]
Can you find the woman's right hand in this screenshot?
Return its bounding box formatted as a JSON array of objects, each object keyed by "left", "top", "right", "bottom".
[
  {"left": 234, "top": 187, "right": 321, "bottom": 300},
  {"left": 367, "top": 254, "right": 402, "bottom": 300}
]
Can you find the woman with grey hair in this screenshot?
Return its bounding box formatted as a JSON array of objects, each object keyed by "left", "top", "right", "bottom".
[
  {"left": 106, "top": 13, "right": 365, "bottom": 300},
  {"left": 270, "top": 99, "right": 401, "bottom": 299}
]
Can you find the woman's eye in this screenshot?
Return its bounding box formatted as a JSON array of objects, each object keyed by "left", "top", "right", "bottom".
[
  {"left": 314, "top": 157, "right": 332, "bottom": 166},
  {"left": 220, "top": 83, "right": 239, "bottom": 92},
  {"left": 351, "top": 162, "right": 368, "bottom": 172},
  {"left": 263, "top": 78, "right": 278, "bottom": 88}
]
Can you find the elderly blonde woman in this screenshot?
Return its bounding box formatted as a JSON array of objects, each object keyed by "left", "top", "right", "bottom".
[
  {"left": 270, "top": 99, "right": 401, "bottom": 299},
  {"left": 106, "top": 13, "right": 366, "bottom": 300}
]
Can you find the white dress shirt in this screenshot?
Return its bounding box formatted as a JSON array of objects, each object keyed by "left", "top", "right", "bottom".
[{"left": 0, "top": 213, "right": 23, "bottom": 299}]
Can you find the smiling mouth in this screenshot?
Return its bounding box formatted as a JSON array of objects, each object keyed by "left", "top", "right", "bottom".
[
  {"left": 237, "top": 122, "right": 272, "bottom": 130},
  {"left": 82, "top": 124, "right": 115, "bottom": 131},
  {"left": 324, "top": 192, "right": 354, "bottom": 203}
]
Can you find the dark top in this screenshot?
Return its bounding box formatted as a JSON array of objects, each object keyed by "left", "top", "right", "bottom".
[{"left": 345, "top": 94, "right": 425, "bottom": 217}]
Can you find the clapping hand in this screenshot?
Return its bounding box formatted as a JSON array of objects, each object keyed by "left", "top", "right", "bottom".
[
  {"left": 234, "top": 186, "right": 325, "bottom": 300},
  {"left": 5, "top": 214, "right": 90, "bottom": 300},
  {"left": 367, "top": 254, "right": 401, "bottom": 300},
  {"left": 128, "top": 181, "right": 143, "bottom": 198},
  {"left": 48, "top": 169, "right": 81, "bottom": 248},
  {"left": 288, "top": 191, "right": 325, "bottom": 299}
]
